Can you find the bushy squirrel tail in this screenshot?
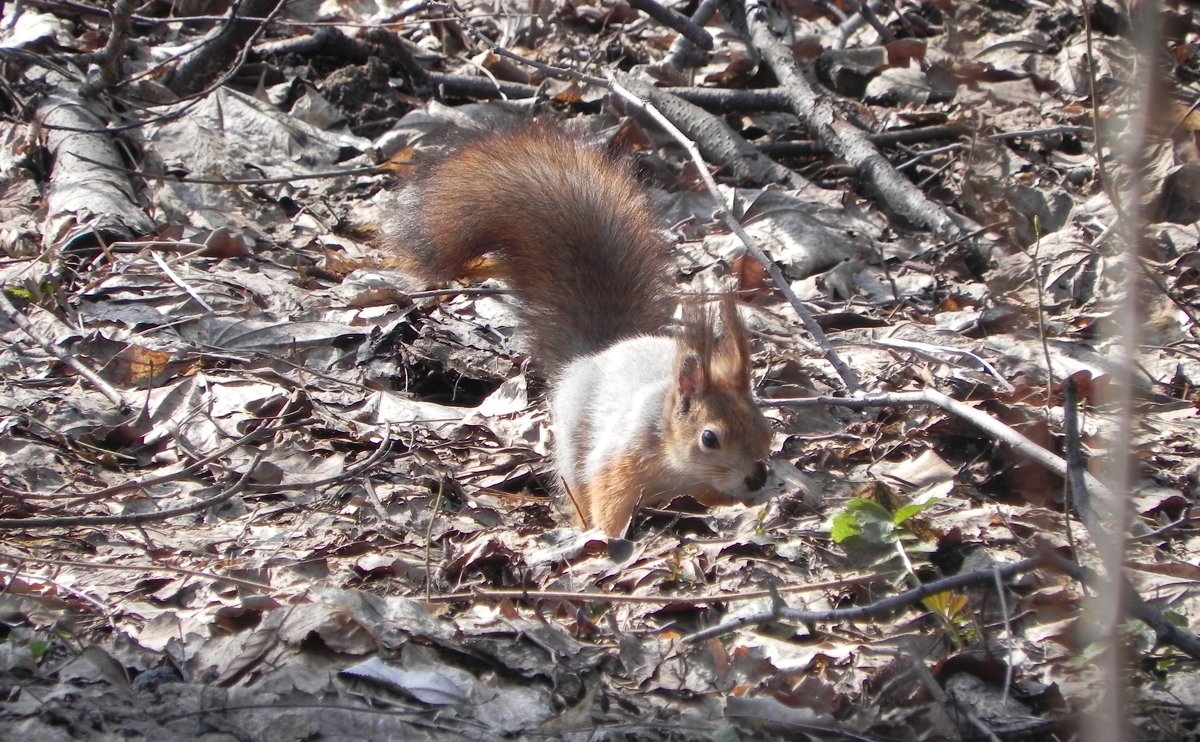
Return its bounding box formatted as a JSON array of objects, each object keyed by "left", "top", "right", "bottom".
[{"left": 382, "top": 126, "right": 675, "bottom": 371}]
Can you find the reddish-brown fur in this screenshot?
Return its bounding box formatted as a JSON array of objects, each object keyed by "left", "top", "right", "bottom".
[
  {"left": 582, "top": 449, "right": 652, "bottom": 538},
  {"left": 388, "top": 127, "right": 675, "bottom": 371},
  {"left": 383, "top": 125, "right": 773, "bottom": 537}
]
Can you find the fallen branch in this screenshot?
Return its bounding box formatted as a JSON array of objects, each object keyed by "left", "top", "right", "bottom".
[
  {"left": 11, "top": 422, "right": 307, "bottom": 506},
  {"left": 616, "top": 76, "right": 809, "bottom": 188},
  {"left": 424, "top": 70, "right": 793, "bottom": 112},
  {"left": 169, "top": 0, "right": 283, "bottom": 97},
  {"left": 628, "top": 0, "right": 713, "bottom": 50},
  {"left": 663, "top": 0, "right": 720, "bottom": 70},
  {"left": 0, "top": 551, "right": 273, "bottom": 592},
  {"left": 685, "top": 556, "right": 1044, "bottom": 642},
  {"left": 0, "top": 453, "right": 263, "bottom": 529},
  {"left": 78, "top": 0, "right": 136, "bottom": 96},
  {"left": 0, "top": 292, "right": 126, "bottom": 408},
  {"left": 767, "top": 389, "right": 1116, "bottom": 511},
  {"left": 724, "top": 0, "right": 976, "bottom": 242},
  {"left": 36, "top": 73, "right": 155, "bottom": 251},
  {"left": 1049, "top": 554, "right": 1200, "bottom": 662},
  {"left": 428, "top": 571, "right": 884, "bottom": 605},
  {"left": 761, "top": 124, "right": 972, "bottom": 158}
]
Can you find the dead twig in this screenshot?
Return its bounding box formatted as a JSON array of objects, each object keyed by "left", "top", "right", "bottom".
[
  {"left": 1048, "top": 553, "right": 1200, "bottom": 662},
  {"left": 838, "top": 0, "right": 896, "bottom": 47},
  {"left": 685, "top": 556, "right": 1044, "bottom": 643},
  {"left": 1062, "top": 376, "right": 1099, "bottom": 537},
  {"left": 78, "top": 0, "right": 136, "bottom": 97},
  {"left": 761, "top": 123, "right": 973, "bottom": 158},
  {"left": 0, "top": 453, "right": 263, "bottom": 529},
  {"left": 424, "top": 69, "right": 795, "bottom": 113},
  {"left": 9, "top": 422, "right": 307, "bottom": 505},
  {"left": 424, "top": 477, "right": 448, "bottom": 601},
  {"left": 35, "top": 73, "right": 155, "bottom": 250},
  {"left": 0, "top": 551, "right": 273, "bottom": 592},
  {"left": 627, "top": 0, "right": 713, "bottom": 50},
  {"left": 245, "top": 435, "right": 393, "bottom": 492},
  {"left": 767, "top": 389, "right": 1116, "bottom": 510},
  {"left": 0, "top": 292, "right": 127, "bottom": 408},
  {"left": 169, "top": 0, "right": 284, "bottom": 96},
  {"left": 725, "top": 0, "right": 975, "bottom": 243},
  {"left": 429, "top": 571, "right": 884, "bottom": 605},
  {"left": 151, "top": 250, "right": 214, "bottom": 313},
  {"left": 72, "top": 148, "right": 384, "bottom": 184},
  {"left": 663, "top": 0, "right": 720, "bottom": 70},
  {"left": 0, "top": 565, "right": 117, "bottom": 629}
]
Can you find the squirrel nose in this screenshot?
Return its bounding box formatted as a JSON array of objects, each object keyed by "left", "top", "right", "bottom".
[{"left": 744, "top": 461, "right": 768, "bottom": 491}]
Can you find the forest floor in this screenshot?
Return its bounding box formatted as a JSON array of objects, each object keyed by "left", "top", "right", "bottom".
[{"left": 0, "top": 0, "right": 1198, "bottom": 739}]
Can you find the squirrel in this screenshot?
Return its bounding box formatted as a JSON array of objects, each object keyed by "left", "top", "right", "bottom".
[{"left": 382, "top": 125, "right": 773, "bottom": 538}]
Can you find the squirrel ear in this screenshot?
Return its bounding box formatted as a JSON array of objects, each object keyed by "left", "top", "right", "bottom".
[
  {"left": 713, "top": 297, "right": 752, "bottom": 387},
  {"left": 676, "top": 354, "right": 703, "bottom": 413}
]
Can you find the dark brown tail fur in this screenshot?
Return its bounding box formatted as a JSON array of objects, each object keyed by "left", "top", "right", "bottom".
[{"left": 381, "top": 126, "right": 675, "bottom": 371}]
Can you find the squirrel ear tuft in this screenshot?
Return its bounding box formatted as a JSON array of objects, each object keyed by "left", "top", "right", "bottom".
[
  {"left": 713, "top": 297, "right": 752, "bottom": 387},
  {"left": 676, "top": 354, "right": 704, "bottom": 412}
]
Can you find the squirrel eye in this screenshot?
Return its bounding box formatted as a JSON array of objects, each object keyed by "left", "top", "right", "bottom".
[{"left": 701, "top": 430, "right": 720, "bottom": 450}]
